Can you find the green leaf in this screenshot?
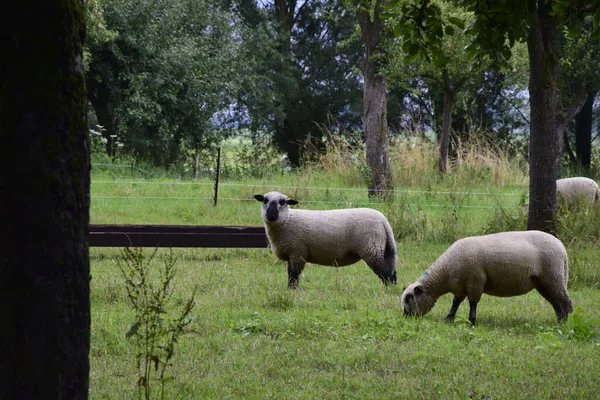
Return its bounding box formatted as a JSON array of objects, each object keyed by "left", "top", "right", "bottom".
[
  {"left": 445, "top": 25, "right": 455, "bottom": 36},
  {"left": 431, "top": 47, "right": 449, "bottom": 68},
  {"left": 126, "top": 322, "right": 141, "bottom": 338},
  {"left": 407, "top": 42, "right": 420, "bottom": 57},
  {"left": 379, "top": 12, "right": 397, "bottom": 20},
  {"left": 594, "top": 8, "right": 600, "bottom": 29},
  {"left": 393, "top": 23, "right": 404, "bottom": 37},
  {"left": 447, "top": 17, "right": 465, "bottom": 30},
  {"left": 590, "top": 28, "right": 600, "bottom": 41}
]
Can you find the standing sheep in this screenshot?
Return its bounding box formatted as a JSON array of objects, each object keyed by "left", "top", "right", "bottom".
[
  {"left": 401, "top": 230, "right": 573, "bottom": 325},
  {"left": 556, "top": 177, "right": 599, "bottom": 205},
  {"left": 254, "top": 191, "right": 397, "bottom": 288}
]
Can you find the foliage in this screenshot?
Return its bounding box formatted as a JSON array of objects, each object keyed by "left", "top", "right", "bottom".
[
  {"left": 556, "top": 306, "right": 600, "bottom": 341},
  {"left": 85, "top": 0, "right": 243, "bottom": 165},
  {"left": 118, "top": 248, "right": 196, "bottom": 400},
  {"left": 241, "top": 0, "right": 364, "bottom": 166}
]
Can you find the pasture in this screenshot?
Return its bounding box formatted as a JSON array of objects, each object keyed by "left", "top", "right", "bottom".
[{"left": 89, "top": 141, "right": 600, "bottom": 399}]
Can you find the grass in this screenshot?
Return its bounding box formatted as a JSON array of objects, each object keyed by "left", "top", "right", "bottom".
[{"left": 89, "top": 138, "right": 600, "bottom": 399}]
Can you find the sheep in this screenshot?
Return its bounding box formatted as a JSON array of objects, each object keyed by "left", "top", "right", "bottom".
[
  {"left": 401, "top": 230, "right": 573, "bottom": 325},
  {"left": 556, "top": 177, "right": 599, "bottom": 206},
  {"left": 254, "top": 191, "right": 397, "bottom": 288}
]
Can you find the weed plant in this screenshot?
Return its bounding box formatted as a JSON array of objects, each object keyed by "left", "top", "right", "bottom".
[{"left": 118, "top": 248, "right": 196, "bottom": 400}]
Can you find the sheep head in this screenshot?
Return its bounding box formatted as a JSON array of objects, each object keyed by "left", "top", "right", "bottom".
[
  {"left": 401, "top": 283, "right": 437, "bottom": 317},
  {"left": 254, "top": 191, "right": 298, "bottom": 225}
]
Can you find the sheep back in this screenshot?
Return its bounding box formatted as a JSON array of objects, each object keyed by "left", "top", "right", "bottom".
[
  {"left": 428, "top": 230, "right": 568, "bottom": 299},
  {"left": 556, "top": 177, "right": 599, "bottom": 205},
  {"left": 268, "top": 207, "right": 395, "bottom": 267}
]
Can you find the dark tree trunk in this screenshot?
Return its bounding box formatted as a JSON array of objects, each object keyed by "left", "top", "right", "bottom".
[
  {"left": 556, "top": 77, "right": 587, "bottom": 158},
  {"left": 274, "top": 0, "right": 301, "bottom": 165},
  {"left": 439, "top": 90, "right": 457, "bottom": 173},
  {"left": 357, "top": 0, "right": 393, "bottom": 199},
  {"left": 575, "top": 93, "right": 595, "bottom": 169},
  {"left": 526, "top": 1, "right": 559, "bottom": 234},
  {"left": 0, "top": 1, "right": 91, "bottom": 398},
  {"left": 87, "top": 80, "right": 116, "bottom": 157}
]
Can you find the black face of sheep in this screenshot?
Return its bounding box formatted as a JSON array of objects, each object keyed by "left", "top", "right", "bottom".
[{"left": 254, "top": 194, "right": 298, "bottom": 223}]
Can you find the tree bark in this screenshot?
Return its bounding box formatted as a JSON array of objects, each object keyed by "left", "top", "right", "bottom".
[
  {"left": 87, "top": 80, "right": 116, "bottom": 157},
  {"left": 358, "top": 0, "right": 393, "bottom": 199},
  {"left": 0, "top": 1, "right": 91, "bottom": 398},
  {"left": 526, "top": 1, "right": 559, "bottom": 234},
  {"left": 439, "top": 90, "right": 456, "bottom": 173},
  {"left": 575, "top": 93, "right": 595, "bottom": 169},
  {"left": 556, "top": 77, "right": 587, "bottom": 157}
]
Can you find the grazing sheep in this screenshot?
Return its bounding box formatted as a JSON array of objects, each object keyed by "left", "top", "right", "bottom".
[
  {"left": 556, "top": 177, "right": 600, "bottom": 205},
  {"left": 401, "top": 230, "right": 573, "bottom": 325},
  {"left": 254, "top": 191, "right": 397, "bottom": 288}
]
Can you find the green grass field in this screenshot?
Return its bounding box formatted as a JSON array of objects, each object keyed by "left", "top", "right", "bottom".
[{"left": 89, "top": 144, "right": 600, "bottom": 399}]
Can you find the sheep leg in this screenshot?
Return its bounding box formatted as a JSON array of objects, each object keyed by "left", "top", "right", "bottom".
[
  {"left": 445, "top": 296, "right": 466, "bottom": 321},
  {"left": 287, "top": 259, "right": 305, "bottom": 289},
  {"left": 468, "top": 300, "right": 478, "bottom": 325}
]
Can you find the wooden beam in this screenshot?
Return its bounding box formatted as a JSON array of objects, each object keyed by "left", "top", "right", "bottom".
[{"left": 88, "top": 224, "right": 268, "bottom": 248}]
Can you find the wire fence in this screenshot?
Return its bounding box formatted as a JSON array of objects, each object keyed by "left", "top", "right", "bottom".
[{"left": 91, "top": 179, "right": 527, "bottom": 209}]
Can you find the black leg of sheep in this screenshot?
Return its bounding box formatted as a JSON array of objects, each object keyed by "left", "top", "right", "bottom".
[
  {"left": 468, "top": 300, "right": 478, "bottom": 325},
  {"left": 287, "top": 259, "right": 305, "bottom": 289},
  {"left": 445, "top": 295, "right": 466, "bottom": 321}
]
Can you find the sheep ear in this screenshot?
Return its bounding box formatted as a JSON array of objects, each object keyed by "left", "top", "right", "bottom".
[
  {"left": 254, "top": 195, "right": 264, "bottom": 202},
  {"left": 287, "top": 199, "right": 299, "bottom": 206},
  {"left": 414, "top": 285, "right": 424, "bottom": 295}
]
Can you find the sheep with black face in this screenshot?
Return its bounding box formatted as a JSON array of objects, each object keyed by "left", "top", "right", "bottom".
[
  {"left": 254, "top": 191, "right": 398, "bottom": 288},
  {"left": 401, "top": 230, "right": 573, "bottom": 325}
]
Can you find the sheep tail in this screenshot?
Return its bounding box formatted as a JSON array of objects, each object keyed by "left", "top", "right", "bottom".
[
  {"left": 383, "top": 221, "right": 398, "bottom": 284},
  {"left": 563, "top": 251, "right": 569, "bottom": 287}
]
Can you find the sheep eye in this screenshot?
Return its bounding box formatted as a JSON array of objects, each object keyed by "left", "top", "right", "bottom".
[
  {"left": 279, "top": 199, "right": 286, "bottom": 205},
  {"left": 263, "top": 198, "right": 268, "bottom": 204}
]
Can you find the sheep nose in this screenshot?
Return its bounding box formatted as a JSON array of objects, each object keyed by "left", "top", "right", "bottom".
[{"left": 266, "top": 213, "right": 278, "bottom": 222}]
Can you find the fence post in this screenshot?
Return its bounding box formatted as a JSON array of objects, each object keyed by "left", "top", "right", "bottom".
[{"left": 213, "top": 146, "right": 221, "bottom": 206}]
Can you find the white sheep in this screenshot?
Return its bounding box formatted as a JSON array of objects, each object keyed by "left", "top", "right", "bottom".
[
  {"left": 401, "top": 230, "right": 573, "bottom": 325},
  {"left": 556, "top": 177, "right": 599, "bottom": 205},
  {"left": 254, "top": 191, "right": 397, "bottom": 288}
]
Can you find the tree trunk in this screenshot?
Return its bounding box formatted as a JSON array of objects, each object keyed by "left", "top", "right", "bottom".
[
  {"left": 194, "top": 152, "right": 200, "bottom": 180},
  {"left": 439, "top": 90, "right": 456, "bottom": 173},
  {"left": 556, "top": 77, "right": 587, "bottom": 158},
  {"left": 274, "top": 0, "right": 301, "bottom": 165},
  {"left": 526, "top": 1, "right": 559, "bottom": 234},
  {"left": 0, "top": 1, "right": 91, "bottom": 398},
  {"left": 358, "top": 0, "right": 393, "bottom": 199},
  {"left": 575, "top": 93, "right": 595, "bottom": 169},
  {"left": 87, "top": 81, "right": 116, "bottom": 157}
]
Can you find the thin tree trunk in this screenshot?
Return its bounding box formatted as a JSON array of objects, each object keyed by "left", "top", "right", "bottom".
[
  {"left": 87, "top": 82, "right": 116, "bottom": 157},
  {"left": 194, "top": 152, "right": 200, "bottom": 180},
  {"left": 0, "top": 1, "right": 91, "bottom": 398},
  {"left": 358, "top": 0, "right": 393, "bottom": 199},
  {"left": 526, "top": 1, "right": 559, "bottom": 234},
  {"left": 575, "top": 93, "right": 595, "bottom": 169},
  {"left": 439, "top": 90, "right": 456, "bottom": 173}
]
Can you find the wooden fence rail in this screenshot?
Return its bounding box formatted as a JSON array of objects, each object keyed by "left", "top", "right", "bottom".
[{"left": 89, "top": 224, "right": 268, "bottom": 248}]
